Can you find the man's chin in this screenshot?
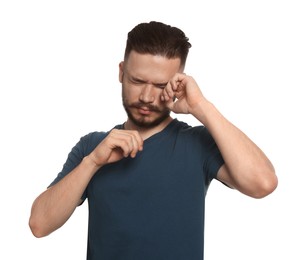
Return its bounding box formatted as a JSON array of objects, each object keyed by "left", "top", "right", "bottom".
[
  {"left": 130, "top": 118, "right": 163, "bottom": 128},
  {"left": 124, "top": 105, "right": 171, "bottom": 128},
  {"left": 129, "top": 114, "right": 171, "bottom": 129}
]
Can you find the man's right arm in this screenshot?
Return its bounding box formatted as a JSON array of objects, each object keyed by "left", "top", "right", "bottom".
[
  {"left": 29, "top": 155, "right": 99, "bottom": 238},
  {"left": 29, "top": 129, "right": 143, "bottom": 238}
]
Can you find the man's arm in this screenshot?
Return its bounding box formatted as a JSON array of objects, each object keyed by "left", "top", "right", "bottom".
[
  {"left": 29, "top": 156, "right": 99, "bottom": 238},
  {"left": 162, "top": 73, "right": 278, "bottom": 198},
  {"left": 193, "top": 100, "right": 277, "bottom": 198},
  {"left": 29, "top": 129, "right": 143, "bottom": 237}
]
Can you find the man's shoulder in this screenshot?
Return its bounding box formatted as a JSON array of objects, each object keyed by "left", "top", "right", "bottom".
[
  {"left": 78, "top": 123, "right": 123, "bottom": 150},
  {"left": 81, "top": 123, "right": 124, "bottom": 142},
  {"left": 83, "top": 130, "right": 108, "bottom": 139},
  {"left": 174, "top": 119, "right": 206, "bottom": 134}
]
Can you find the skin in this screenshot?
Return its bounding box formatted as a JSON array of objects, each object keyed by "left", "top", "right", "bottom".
[{"left": 29, "top": 50, "right": 278, "bottom": 238}]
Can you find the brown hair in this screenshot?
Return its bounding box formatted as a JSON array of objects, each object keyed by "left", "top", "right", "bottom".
[{"left": 124, "top": 21, "right": 192, "bottom": 67}]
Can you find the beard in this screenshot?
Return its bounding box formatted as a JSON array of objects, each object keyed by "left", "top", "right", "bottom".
[{"left": 122, "top": 99, "right": 171, "bottom": 129}]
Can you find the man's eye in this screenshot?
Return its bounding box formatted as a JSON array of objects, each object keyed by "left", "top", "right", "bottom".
[
  {"left": 156, "top": 84, "right": 167, "bottom": 89},
  {"left": 131, "top": 80, "right": 144, "bottom": 85}
]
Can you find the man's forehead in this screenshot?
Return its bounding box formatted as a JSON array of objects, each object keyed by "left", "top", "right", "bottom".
[
  {"left": 122, "top": 51, "right": 183, "bottom": 84},
  {"left": 125, "top": 68, "right": 169, "bottom": 85}
]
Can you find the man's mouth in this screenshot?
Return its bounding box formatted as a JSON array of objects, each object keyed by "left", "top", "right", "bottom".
[
  {"left": 132, "top": 103, "right": 160, "bottom": 114},
  {"left": 138, "top": 107, "right": 153, "bottom": 115}
]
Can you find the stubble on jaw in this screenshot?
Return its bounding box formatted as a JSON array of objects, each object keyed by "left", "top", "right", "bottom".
[{"left": 122, "top": 99, "right": 171, "bottom": 129}]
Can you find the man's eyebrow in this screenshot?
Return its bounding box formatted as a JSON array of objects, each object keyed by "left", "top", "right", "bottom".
[
  {"left": 130, "top": 75, "right": 167, "bottom": 86},
  {"left": 154, "top": 82, "right": 168, "bottom": 88},
  {"left": 130, "top": 76, "right": 146, "bottom": 83}
]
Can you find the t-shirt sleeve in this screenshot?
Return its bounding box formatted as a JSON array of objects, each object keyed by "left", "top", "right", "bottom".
[
  {"left": 204, "top": 140, "right": 225, "bottom": 181},
  {"left": 48, "top": 137, "right": 86, "bottom": 188},
  {"left": 47, "top": 132, "right": 105, "bottom": 201},
  {"left": 195, "top": 126, "right": 225, "bottom": 185}
]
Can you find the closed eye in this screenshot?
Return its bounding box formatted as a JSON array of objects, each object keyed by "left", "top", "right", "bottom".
[
  {"left": 129, "top": 77, "right": 146, "bottom": 85},
  {"left": 128, "top": 75, "right": 167, "bottom": 89},
  {"left": 154, "top": 83, "right": 167, "bottom": 89}
]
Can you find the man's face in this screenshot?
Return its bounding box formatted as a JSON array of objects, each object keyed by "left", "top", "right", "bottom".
[{"left": 119, "top": 51, "right": 182, "bottom": 128}]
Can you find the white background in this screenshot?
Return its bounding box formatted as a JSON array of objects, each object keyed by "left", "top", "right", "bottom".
[{"left": 1, "top": 0, "right": 303, "bottom": 259}]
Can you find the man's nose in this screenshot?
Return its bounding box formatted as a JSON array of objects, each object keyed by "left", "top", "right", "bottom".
[{"left": 139, "top": 84, "right": 155, "bottom": 103}]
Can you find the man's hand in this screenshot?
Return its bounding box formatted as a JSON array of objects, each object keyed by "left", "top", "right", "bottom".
[
  {"left": 88, "top": 129, "right": 143, "bottom": 168},
  {"left": 161, "top": 73, "right": 205, "bottom": 115}
]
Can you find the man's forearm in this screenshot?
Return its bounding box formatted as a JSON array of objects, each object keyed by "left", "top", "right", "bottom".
[
  {"left": 29, "top": 156, "right": 99, "bottom": 237},
  {"left": 191, "top": 99, "right": 277, "bottom": 197}
]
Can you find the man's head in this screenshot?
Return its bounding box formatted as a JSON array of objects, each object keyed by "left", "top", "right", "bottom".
[
  {"left": 120, "top": 21, "right": 191, "bottom": 129},
  {"left": 124, "top": 21, "right": 191, "bottom": 69}
]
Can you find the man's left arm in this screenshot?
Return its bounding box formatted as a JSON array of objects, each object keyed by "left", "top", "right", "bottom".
[{"left": 162, "top": 73, "right": 278, "bottom": 198}]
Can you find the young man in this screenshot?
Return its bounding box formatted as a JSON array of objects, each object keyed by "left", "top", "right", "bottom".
[{"left": 29, "top": 21, "right": 278, "bottom": 260}]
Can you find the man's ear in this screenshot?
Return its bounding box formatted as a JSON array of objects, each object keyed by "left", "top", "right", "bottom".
[{"left": 119, "top": 62, "right": 124, "bottom": 83}]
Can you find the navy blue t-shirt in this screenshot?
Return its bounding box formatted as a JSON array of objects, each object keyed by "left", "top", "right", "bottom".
[{"left": 50, "top": 119, "right": 224, "bottom": 260}]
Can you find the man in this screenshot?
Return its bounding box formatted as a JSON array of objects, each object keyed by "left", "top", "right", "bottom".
[{"left": 29, "top": 21, "right": 278, "bottom": 260}]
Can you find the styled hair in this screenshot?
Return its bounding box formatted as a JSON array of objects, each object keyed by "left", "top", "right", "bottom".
[{"left": 124, "top": 21, "right": 192, "bottom": 67}]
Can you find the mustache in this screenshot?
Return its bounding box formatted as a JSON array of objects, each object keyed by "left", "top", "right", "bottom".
[{"left": 129, "top": 102, "right": 161, "bottom": 112}]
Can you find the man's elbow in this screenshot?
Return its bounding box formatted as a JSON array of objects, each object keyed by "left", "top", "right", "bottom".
[
  {"left": 252, "top": 169, "right": 278, "bottom": 199},
  {"left": 29, "top": 216, "right": 50, "bottom": 238}
]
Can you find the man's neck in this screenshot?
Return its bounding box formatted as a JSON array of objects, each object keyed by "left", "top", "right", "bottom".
[{"left": 124, "top": 117, "right": 173, "bottom": 140}]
